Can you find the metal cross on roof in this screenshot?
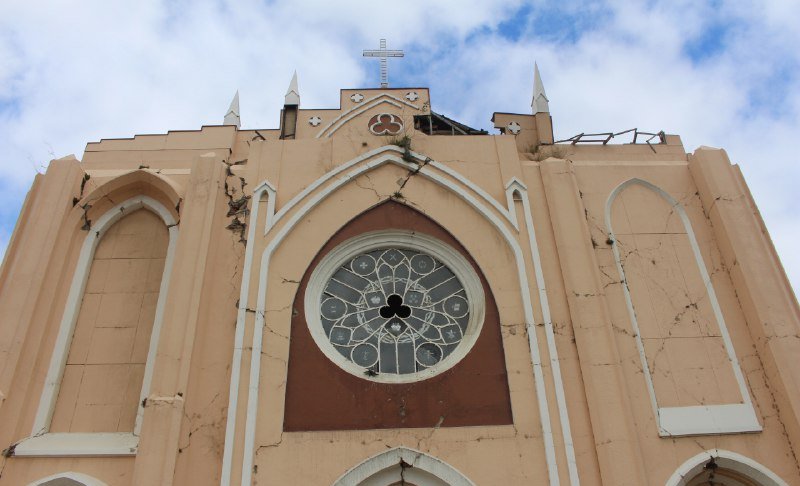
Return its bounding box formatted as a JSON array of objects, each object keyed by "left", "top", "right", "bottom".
[{"left": 362, "top": 39, "right": 404, "bottom": 88}]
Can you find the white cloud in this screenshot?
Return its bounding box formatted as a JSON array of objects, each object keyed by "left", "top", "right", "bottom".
[{"left": 0, "top": 0, "right": 798, "bottom": 294}]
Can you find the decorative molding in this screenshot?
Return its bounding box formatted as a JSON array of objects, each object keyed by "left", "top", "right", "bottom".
[
  {"left": 308, "top": 116, "right": 322, "bottom": 127},
  {"left": 266, "top": 146, "right": 516, "bottom": 234},
  {"left": 333, "top": 447, "right": 475, "bottom": 486},
  {"left": 506, "top": 177, "right": 580, "bottom": 485},
  {"left": 231, "top": 150, "right": 561, "bottom": 485},
  {"left": 255, "top": 180, "right": 277, "bottom": 233},
  {"left": 27, "top": 195, "right": 179, "bottom": 455},
  {"left": 427, "top": 155, "right": 517, "bottom": 231},
  {"left": 405, "top": 91, "right": 419, "bottom": 102},
  {"left": 220, "top": 181, "right": 272, "bottom": 486},
  {"left": 666, "top": 449, "right": 788, "bottom": 486},
  {"left": 27, "top": 471, "right": 111, "bottom": 486},
  {"left": 368, "top": 113, "right": 404, "bottom": 135},
  {"left": 315, "top": 94, "right": 420, "bottom": 138},
  {"left": 350, "top": 93, "right": 365, "bottom": 103},
  {"left": 507, "top": 121, "right": 521, "bottom": 135},
  {"left": 304, "top": 231, "right": 485, "bottom": 383},
  {"left": 504, "top": 177, "right": 525, "bottom": 230},
  {"left": 85, "top": 168, "right": 191, "bottom": 177},
  {"left": 605, "top": 178, "right": 760, "bottom": 436}
]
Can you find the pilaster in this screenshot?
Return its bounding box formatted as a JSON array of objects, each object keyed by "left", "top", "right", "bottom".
[
  {"left": 689, "top": 147, "right": 800, "bottom": 454},
  {"left": 0, "top": 157, "right": 83, "bottom": 442},
  {"left": 132, "top": 153, "right": 227, "bottom": 485},
  {"left": 540, "top": 158, "right": 647, "bottom": 485}
]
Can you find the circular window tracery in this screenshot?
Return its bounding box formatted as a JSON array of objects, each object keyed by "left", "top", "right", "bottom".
[{"left": 306, "top": 231, "right": 485, "bottom": 383}]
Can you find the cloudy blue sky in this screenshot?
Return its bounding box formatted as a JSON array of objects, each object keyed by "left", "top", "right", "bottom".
[{"left": 1, "top": 0, "right": 798, "bottom": 292}]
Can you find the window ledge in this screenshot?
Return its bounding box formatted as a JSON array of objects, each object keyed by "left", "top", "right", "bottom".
[
  {"left": 658, "top": 404, "right": 762, "bottom": 437},
  {"left": 13, "top": 432, "right": 138, "bottom": 456}
]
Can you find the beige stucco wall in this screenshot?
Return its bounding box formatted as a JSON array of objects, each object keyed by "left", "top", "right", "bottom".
[{"left": 0, "top": 88, "right": 797, "bottom": 486}]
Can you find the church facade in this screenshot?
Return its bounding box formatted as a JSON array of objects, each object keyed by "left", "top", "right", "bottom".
[{"left": 0, "top": 66, "right": 799, "bottom": 486}]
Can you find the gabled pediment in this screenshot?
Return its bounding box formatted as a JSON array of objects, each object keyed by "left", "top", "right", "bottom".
[{"left": 315, "top": 93, "right": 423, "bottom": 138}]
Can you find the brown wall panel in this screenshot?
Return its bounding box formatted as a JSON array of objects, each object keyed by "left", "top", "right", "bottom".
[{"left": 284, "top": 201, "right": 513, "bottom": 431}]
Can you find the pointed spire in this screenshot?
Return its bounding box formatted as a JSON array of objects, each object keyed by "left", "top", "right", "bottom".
[
  {"left": 284, "top": 71, "right": 300, "bottom": 106},
  {"left": 532, "top": 62, "right": 550, "bottom": 114},
  {"left": 223, "top": 90, "right": 240, "bottom": 128}
]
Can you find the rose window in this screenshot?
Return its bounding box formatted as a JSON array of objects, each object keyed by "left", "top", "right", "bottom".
[{"left": 307, "top": 232, "right": 484, "bottom": 382}]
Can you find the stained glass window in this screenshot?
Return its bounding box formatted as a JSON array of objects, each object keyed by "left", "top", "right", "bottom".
[
  {"left": 306, "top": 232, "right": 484, "bottom": 382},
  {"left": 319, "top": 247, "right": 472, "bottom": 377}
]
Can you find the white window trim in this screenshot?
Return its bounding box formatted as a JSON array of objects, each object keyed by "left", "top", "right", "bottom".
[
  {"left": 16, "top": 196, "right": 179, "bottom": 457},
  {"left": 304, "top": 230, "right": 486, "bottom": 384},
  {"left": 605, "top": 178, "right": 761, "bottom": 437}
]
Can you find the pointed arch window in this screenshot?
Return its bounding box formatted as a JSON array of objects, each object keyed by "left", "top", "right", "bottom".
[
  {"left": 606, "top": 179, "right": 760, "bottom": 436},
  {"left": 17, "top": 196, "right": 178, "bottom": 456},
  {"left": 50, "top": 208, "right": 166, "bottom": 433}
]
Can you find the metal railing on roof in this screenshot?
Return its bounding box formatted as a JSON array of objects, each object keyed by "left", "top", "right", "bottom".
[{"left": 554, "top": 128, "right": 666, "bottom": 146}]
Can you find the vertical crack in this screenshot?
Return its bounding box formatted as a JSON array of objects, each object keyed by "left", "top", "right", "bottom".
[{"left": 223, "top": 160, "right": 250, "bottom": 244}]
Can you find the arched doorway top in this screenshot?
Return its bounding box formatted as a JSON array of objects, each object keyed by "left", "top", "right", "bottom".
[
  {"left": 666, "top": 449, "right": 789, "bottom": 486},
  {"left": 333, "top": 447, "right": 475, "bottom": 486},
  {"left": 27, "top": 472, "right": 109, "bottom": 486}
]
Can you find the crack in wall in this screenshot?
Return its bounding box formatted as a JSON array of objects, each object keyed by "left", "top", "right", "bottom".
[
  {"left": 223, "top": 159, "right": 250, "bottom": 244},
  {"left": 500, "top": 322, "right": 526, "bottom": 337},
  {"left": 744, "top": 329, "right": 800, "bottom": 477},
  {"left": 393, "top": 143, "right": 431, "bottom": 198},
  {"left": 354, "top": 172, "right": 383, "bottom": 201},
  {"left": 71, "top": 173, "right": 92, "bottom": 209},
  {"left": 264, "top": 322, "right": 290, "bottom": 341},
  {"left": 176, "top": 392, "right": 224, "bottom": 456}
]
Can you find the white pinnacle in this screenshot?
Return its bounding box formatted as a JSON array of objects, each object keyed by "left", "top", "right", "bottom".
[
  {"left": 223, "top": 90, "right": 240, "bottom": 128},
  {"left": 532, "top": 62, "right": 550, "bottom": 114},
  {"left": 285, "top": 71, "right": 300, "bottom": 106}
]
